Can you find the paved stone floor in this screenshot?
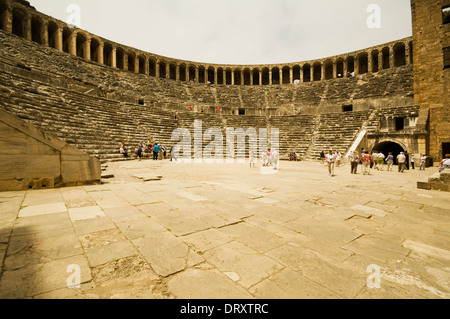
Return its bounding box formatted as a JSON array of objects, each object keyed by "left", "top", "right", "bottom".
[{"left": 0, "top": 159, "right": 449, "bottom": 299}]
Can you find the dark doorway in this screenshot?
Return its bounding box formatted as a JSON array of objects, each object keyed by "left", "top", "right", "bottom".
[
  {"left": 395, "top": 117, "right": 405, "bottom": 131},
  {"left": 373, "top": 141, "right": 404, "bottom": 164},
  {"left": 443, "top": 143, "right": 450, "bottom": 159}
]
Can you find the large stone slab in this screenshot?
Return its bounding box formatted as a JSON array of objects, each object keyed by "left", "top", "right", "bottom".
[{"left": 132, "top": 232, "right": 203, "bottom": 277}]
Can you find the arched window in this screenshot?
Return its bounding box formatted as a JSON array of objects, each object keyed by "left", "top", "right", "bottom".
[
  {"left": 382, "top": 47, "right": 390, "bottom": 69},
  {"left": 159, "top": 61, "right": 167, "bottom": 78},
  {"left": 103, "top": 42, "right": 113, "bottom": 67},
  {"left": 179, "top": 63, "right": 187, "bottom": 81},
  {"left": 169, "top": 63, "right": 177, "bottom": 80},
  {"left": 313, "top": 62, "right": 321, "bottom": 81},
  {"left": 261, "top": 68, "right": 270, "bottom": 85},
  {"left": 76, "top": 32, "right": 87, "bottom": 59},
  {"left": 303, "top": 64, "right": 311, "bottom": 82},
  {"left": 324, "top": 60, "right": 333, "bottom": 80},
  {"left": 272, "top": 67, "right": 280, "bottom": 84},
  {"left": 243, "top": 68, "right": 251, "bottom": 85},
  {"left": 116, "top": 47, "right": 124, "bottom": 69},
  {"left": 217, "top": 67, "right": 224, "bottom": 84},
  {"left": 358, "top": 52, "right": 368, "bottom": 74},
  {"left": 208, "top": 67, "right": 215, "bottom": 84},
  {"left": 90, "top": 37, "right": 101, "bottom": 63},
  {"left": 225, "top": 68, "right": 232, "bottom": 85},
  {"left": 393, "top": 43, "right": 406, "bottom": 67},
  {"left": 282, "top": 66, "right": 290, "bottom": 84},
  {"left": 12, "top": 8, "right": 25, "bottom": 37},
  {"left": 199, "top": 65, "right": 206, "bottom": 83},
  {"left": 138, "top": 55, "right": 146, "bottom": 74},
  {"left": 47, "top": 21, "right": 59, "bottom": 49},
  {"left": 292, "top": 65, "right": 300, "bottom": 82},
  {"left": 149, "top": 57, "right": 156, "bottom": 76},
  {"left": 371, "top": 50, "right": 379, "bottom": 72},
  {"left": 336, "top": 58, "right": 344, "bottom": 78},
  {"left": 252, "top": 68, "right": 260, "bottom": 85},
  {"left": 234, "top": 69, "right": 241, "bottom": 85},
  {"left": 31, "top": 15, "right": 44, "bottom": 44},
  {"left": 346, "top": 56, "right": 355, "bottom": 75}
]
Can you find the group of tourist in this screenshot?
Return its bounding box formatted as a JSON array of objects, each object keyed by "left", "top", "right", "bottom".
[
  {"left": 119, "top": 141, "right": 168, "bottom": 161},
  {"left": 319, "top": 148, "right": 447, "bottom": 176},
  {"left": 250, "top": 148, "right": 279, "bottom": 170}
]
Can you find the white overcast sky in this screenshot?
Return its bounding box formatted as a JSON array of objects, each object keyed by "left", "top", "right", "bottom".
[{"left": 29, "top": 0, "right": 412, "bottom": 65}]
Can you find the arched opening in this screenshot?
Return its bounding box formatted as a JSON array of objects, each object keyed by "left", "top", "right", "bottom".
[
  {"left": 149, "top": 57, "right": 156, "bottom": 76},
  {"left": 261, "top": 68, "right": 269, "bottom": 85},
  {"left": 90, "top": 38, "right": 100, "bottom": 63},
  {"left": 313, "top": 62, "right": 321, "bottom": 81},
  {"left": 12, "top": 8, "right": 26, "bottom": 38},
  {"left": 382, "top": 47, "right": 390, "bottom": 69},
  {"left": 103, "top": 42, "right": 113, "bottom": 67},
  {"left": 127, "top": 52, "right": 136, "bottom": 72},
  {"left": 179, "top": 64, "right": 187, "bottom": 81},
  {"left": 217, "top": 67, "right": 224, "bottom": 84},
  {"left": 234, "top": 69, "right": 241, "bottom": 85},
  {"left": 243, "top": 68, "right": 251, "bottom": 85},
  {"left": 292, "top": 65, "right": 300, "bottom": 82},
  {"left": 116, "top": 47, "right": 124, "bottom": 69},
  {"left": 159, "top": 61, "right": 167, "bottom": 78},
  {"left": 336, "top": 59, "right": 344, "bottom": 78},
  {"left": 0, "top": 3, "right": 7, "bottom": 31},
  {"left": 358, "top": 53, "right": 369, "bottom": 74},
  {"left": 252, "top": 68, "right": 260, "bottom": 85},
  {"left": 208, "top": 67, "right": 215, "bottom": 84},
  {"left": 282, "top": 66, "right": 290, "bottom": 84},
  {"left": 76, "top": 33, "right": 87, "bottom": 59},
  {"left": 188, "top": 66, "right": 196, "bottom": 82},
  {"left": 324, "top": 60, "right": 333, "bottom": 80},
  {"left": 169, "top": 63, "right": 177, "bottom": 80},
  {"left": 303, "top": 64, "right": 311, "bottom": 82},
  {"left": 272, "top": 67, "right": 280, "bottom": 85},
  {"left": 393, "top": 43, "right": 406, "bottom": 67},
  {"left": 138, "top": 55, "right": 146, "bottom": 74},
  {"left": 346, "top": 56, "right": 355, "bottom": 75},
  {"left": 62, "top": 27, "right": 71, "bottom": 54},
  {"left": 371, "top": 50, "right": 379, "bottom": 72},
  {"left": 198, "top": 65, "right": 206, "bottom": 83},
  {"left": 47, "top": 21, "right": 59, "bottom": 49},
  {"left": 372, "top": 141, "right": 405, "bottom": 165},
  {"left": 225, "top": 69, "right": 232, "bottom": 85},
  {"left": 31, "top": 15, "right": 43, "bottom": 44}
]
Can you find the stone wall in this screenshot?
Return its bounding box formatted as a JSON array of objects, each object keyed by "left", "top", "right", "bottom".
[
  {"left": 411, "top": 0, "right": 450, "bottom": 161},
  {"left": 0, "top": 107, "right": 101, "bottom": 191}
]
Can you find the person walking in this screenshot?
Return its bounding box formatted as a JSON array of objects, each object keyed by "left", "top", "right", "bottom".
[
  {"left": 348, "top": 151, "right": 359, "bottom": 174},
  {"left": 419, "top": 153, "right": 427, "bottom": 170},
  {"left": 249, "top": 149, "right": 256, "bottom": 167},
  {"left": 377, "top": 152, "right": 385, "bottom": 171},
  {"left": 361, "top": 150, "right": 372, "bottom": 175},
  {"left": 326, "top": 150, "right": 336, "bottom": 176},
  {"left": 397, "top": 152, "right": 406, "bottom": 173},
  {"left": 386, "top": 152, "right": 394, "bottom": 171},
  {"left": 153, "top": 143, "right": 160, "bottom": 160}
]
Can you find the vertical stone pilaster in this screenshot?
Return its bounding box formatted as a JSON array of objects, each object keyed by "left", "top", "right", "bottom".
[
  {"left": 111, "top": 47, "right": 116, "bottom": 68},
  {"left": 68, "top": 33, "right": 76, "bottom": 56},
  {"left": 84, "top": 39, "right": 91, "bottom": 60},
  {"left": 55, "top": 28, "right": 63, "bottom": 51},
  {"left": 98, "top": 43, "right": 104, "bottom": 64},
  {"left": 23, "top": 13, "right": 31, "bottom": 41}
]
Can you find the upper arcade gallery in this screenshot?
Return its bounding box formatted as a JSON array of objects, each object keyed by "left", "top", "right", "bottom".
[{"left": 0, "top": 1, "right": 413, "bottom": 86}]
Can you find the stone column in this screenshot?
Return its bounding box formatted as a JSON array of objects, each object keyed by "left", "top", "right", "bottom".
[
  {"left": 310, "top": 66, "right": 314, "bottom": 81},
  {"left": 368, "top": 54, "right": 373, "bottom": 73},
  {"left": 166, "top": 63, "right": 170, "bottom": 78},
  {"left": 259, "top": 70, "right": 262, "bottom": 85},
  {"left": 2, "top": 8, "right": 12, "bottom": 33},
  {"left": 135, "top": 55, "right": 140, "bottom": 73},
  {"left": 55, "top": 27, "right": 63, "bottom": 51},
  {"left": 68, "top": 33, "right": 76, "bottom": 56},
  {"left": 195, "top": 67, "right": 199, "bottom": 83},
  {"left": 231, "top": 70, "right": 235, "bottom": 85},
  {"left": 289, "top": 68, "right": 293, "bottom": 84},
  {"left": 321, "top": 63, "right": 325, "bottom": 81},
  {"left": 269, "top": 70, "right": 272, "bottom": 85},
  {"left": 155, "top": 61, "right": 160, "bottom": 78},
  {"left": 111, "top": 47, "right": 116, "bottom": 68},
  {"left": 214, "top": 68, "right": 218, "bottom": 85},
  {"left": 24, "top": 13, "right": 31, "bottom": 41},
  {"left": 378, "top": 51, "right": 383, "bottom": 70},
  {"left": 389, "top": 46, "right": 394, "bottom": 68},
  {"left": 123, "top": 52, "right": 128, "bottom": 71},
  {"left": 300, "top": 66, "right": 304, "bottom": 83},
  {"left": 42, "top": 21, "right": 48, "bottom": 46},
  {"left": 97, "top": 43, "right": 104, "bottom": 64},
  {"left": 405, "top": 42, "right": 411, "bottom": 65},
  {"left": 175, "top": 63, "right": 179, "bottom": 80},
  {"left": 333, "top": 61, "right": 337, "bottom": 79},
  {"left": 84, "top": 38, "right": 91, "bottom": 60},
  {"left": 354, "top": 56, "right": 359, "bottom": 75},
  {"left": 240, "top": 71, "right": 244, "bottom": 86},
  {"left": 343, "top": 58, "right": 348, "bottom": 77}
]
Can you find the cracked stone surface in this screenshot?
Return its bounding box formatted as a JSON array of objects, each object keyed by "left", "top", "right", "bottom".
[{"left": 0, "top": 159, "right": 449, "bottom": 299}]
